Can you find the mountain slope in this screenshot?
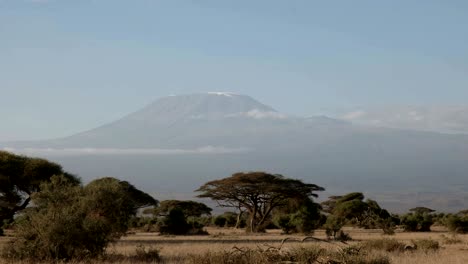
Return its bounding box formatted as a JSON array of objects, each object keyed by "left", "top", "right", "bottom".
[{"left": 3, "top": 93, "right": 468, "bottom": 211}]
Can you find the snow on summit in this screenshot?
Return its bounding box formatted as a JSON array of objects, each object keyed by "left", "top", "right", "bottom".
[{"left": 207, "top": 92, "right": 238, "bottom": 97}]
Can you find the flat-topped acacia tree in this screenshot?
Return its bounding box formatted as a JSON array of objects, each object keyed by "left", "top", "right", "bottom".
[{"left": 196, "top": 172, "right": 324, "bottom": 233}]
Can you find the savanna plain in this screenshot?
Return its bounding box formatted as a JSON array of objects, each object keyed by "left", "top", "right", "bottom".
[{"left": 1, "top": 227, "right": 467, "bottom": 264}]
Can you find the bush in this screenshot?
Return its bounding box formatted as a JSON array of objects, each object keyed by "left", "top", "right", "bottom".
[
  {"left": 158, "top": 208, "right": 191, "bottom": 235},
  {"left": 187, "top": 218, "right": 209, "bottom": 235},
  {"left": 445, "top": 215, "right": 468, "bottom": 234},
  {"left": 158, "top": 209, "right": 208, "bottom": 235},
  {"left": 400, "top": 211, "right": 434, "bottom": 232},
  {"left": 324, "top": 215, "right": 344, "bottom": 239},
  {"left": 1, "top": 175, "right": 156, "bottom": 261},
  {"left": 213, "top": 215, "right": 227, "bottom": 227},
  {"left": 273, "top": 214, "right": 295, "bottom": 234}
]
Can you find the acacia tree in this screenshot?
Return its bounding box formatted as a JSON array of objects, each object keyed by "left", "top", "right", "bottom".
[
  {"left": 196, "top": 172, "right": 324, "bottom": 232},
  {"left": 400, "top": 207, "right": 435, "bottom": 232},
  {"left": 0, "top": 151, "right": 80, "bottom": 225},
  {"left": 322, "top": 192, "right": 396, "bottom": 237}
]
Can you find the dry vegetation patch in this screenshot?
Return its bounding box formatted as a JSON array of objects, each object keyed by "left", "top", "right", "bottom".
[{"left": 2, "top": 229, "right": 468, "bottom": 263}]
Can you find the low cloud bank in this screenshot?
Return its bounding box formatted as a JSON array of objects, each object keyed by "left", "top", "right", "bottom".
[
  {"left": 339, "top": 105, "right": 468, "bottom": 134},
  {"left": 1, "top": 146, "right": 251, "bottom": 156}
]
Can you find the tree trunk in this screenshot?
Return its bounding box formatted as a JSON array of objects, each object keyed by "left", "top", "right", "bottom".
[
  {"left": 250, "top": 206, "right": 258, "bottom": 233},
  {"left": 235, "top": 210, "right": 243, "bottom": 229}
]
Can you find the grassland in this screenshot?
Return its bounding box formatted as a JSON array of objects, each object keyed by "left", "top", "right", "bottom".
[{"left": 1, "top": 227, "right": 467, "bottom": 263}]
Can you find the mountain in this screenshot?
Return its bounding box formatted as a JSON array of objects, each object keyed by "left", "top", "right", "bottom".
[
  {"left": 7, "top": 92, "right": 286, "bottom": 148},
  {"left": 3, "top": 93, "right": 468, "bottom": 212}
]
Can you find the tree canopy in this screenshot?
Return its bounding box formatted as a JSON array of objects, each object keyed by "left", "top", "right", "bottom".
[
  {"left": 400, "top": 207, "right": 435, "bottom": 232},
  {"left": 155, "top": 200, "right": 212, "bottom": 218},
  {"left": 85, "top": 177, "right": 158, "bottom": 213},
  {"left": 322, "top": 192, "right": 396, "bottom": 237},
  {"left": 0, "top": 151, "right": 80, "bottom": 223},
  {"left": 196, "top": 172, "right": 324, "bottom": 232}
]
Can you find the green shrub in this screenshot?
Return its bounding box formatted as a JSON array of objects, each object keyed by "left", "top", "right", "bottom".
[
  {"left": 445, "top": 215, "right": 468, "bottom": 234},
  {"left": 213, "top": 212, "right": 238, "bottom": 227},
  {"left": 158, "top": 208, "right": 190, "bottom": 235},
  {"left": 1, "top": 175, "right": 156, "bottom": 261},
  {"left": 158, "top": 209, "right": 208, "bottom": 235},
  {"left": 324, "top": 215, "right": 345, "bottom": 239},
  {"left": 213, "top": 215, "right": 227, "bottom": 227},
  {"left": 187, "top": 218, "right": 209, "bottom": 235},
  {"left": 273, "top": 214, "right": 295, "bottom": 234},
  {"left": 400, "top": 209, "right": 434, "bottom": 232}
]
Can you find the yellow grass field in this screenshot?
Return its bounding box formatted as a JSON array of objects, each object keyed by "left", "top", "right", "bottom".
[{"left": 1, "top": 227, "right": 467, "bottom": 263}]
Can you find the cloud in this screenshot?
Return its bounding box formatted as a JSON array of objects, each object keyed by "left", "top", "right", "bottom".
[
  {"left": 26, "top": 0, "right": 52, "bottom": 3},
  {"left": 244, "top": 109, "right": 288, "bottom": 119},
  {"left": 223, "top": 109, "right": 287, "bottom": 120},
  {"left": 338, "top": 106, "right": 468, "bottom": 134},
  {"left": 341, "top": 110, "right": 366, "bottom": 120},
  {"left": 2, "top": 146, "right": 252, "bottom": 156}
]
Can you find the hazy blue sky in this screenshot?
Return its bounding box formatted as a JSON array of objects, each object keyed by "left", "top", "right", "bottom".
[{"left": 1, "top": 0, "right": 468, "bottom": 140}]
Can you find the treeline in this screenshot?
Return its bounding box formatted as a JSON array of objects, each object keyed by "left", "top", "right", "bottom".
[{"left": 1, "top": 151, "right": 467, "bottom": 261}]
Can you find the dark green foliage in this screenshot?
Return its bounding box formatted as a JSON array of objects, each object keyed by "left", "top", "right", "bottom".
[
  {"left": 220, "top": 212, "right": 239, "bottom": 227},
  {"left": 322, "top": 193, "right": 396, "bottom": 236},
  {"left": 155, "top": 200, "right": 212, "bottom": 217},
  {"left": 274, "top": 214, "right": 296, "bottom": 234},
  {"left": 410, "top": 207, "right": 435, "bottom": 214},
  {"left": 400, "top": 207, "right": 435, "bottom": 232},
  {"left": 1, "top": 175, "right": 157, "bottom": 261},
  {"left": 152, "top": 200, "right": 211, "bottom": 235},
  {"left": 196, "top": 172, "right": 324, "bottom": 233},
  {"left": 445, "top": 213, "right": 468, "bottom": 234},
  {"left": 273, "top": 197, "right": 324, "bottom": 234},
  {"left": 0, "top": 151, "right": 80, "bottom": 224},
  {"left": 192, "top": 216, "right": 212, "bottom": 227},
  {"left": 187, "top": 218, "right": 209, "bottom": 235},
  {"left": 212, "top": 212, "right": 246, "bottom": 228},
  {"left": 157, "top": 207, "right": 208, "bottom": 235},
  {"left": 158, "top": 208, "right": 191, "bottom": 235},
  {"left": 324, "top": 215, "right": 345, "bottom": 239},
  {"left": 213, "top": 215, "right": 227, "bottom": 227}
]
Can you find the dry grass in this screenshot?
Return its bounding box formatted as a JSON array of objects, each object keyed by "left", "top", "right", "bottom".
[{"left": 1, "top": 227, "right": 468, "bottom": 263}]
